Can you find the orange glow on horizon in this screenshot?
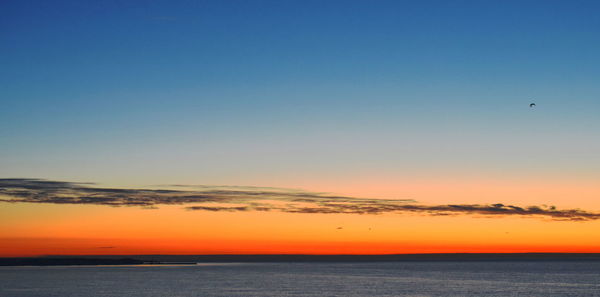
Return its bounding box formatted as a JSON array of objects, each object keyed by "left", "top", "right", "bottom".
[
  {"left": 2, "top": 237, "right": 600, "bottom": 257},
  {"left": 2, "top": 177, "right": 600, "bottom": 257}
]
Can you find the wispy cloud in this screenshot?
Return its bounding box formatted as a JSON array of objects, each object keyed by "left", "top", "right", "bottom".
[
  {"left": 187, "top": 201, "right": 600, "bottom": 221},
  {"left": 1, "top": 178, "right": 599, "bottom": 221},
  {"left": 0, "top": 178, "right": 413, "bottom": 207}
]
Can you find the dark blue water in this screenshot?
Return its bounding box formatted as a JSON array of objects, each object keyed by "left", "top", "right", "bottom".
[{"left": 1, "top": 262, "right": 600, "bottom": 297}]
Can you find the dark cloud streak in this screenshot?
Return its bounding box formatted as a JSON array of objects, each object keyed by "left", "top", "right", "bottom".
[
  {"left": 1, "top": 178, "right": 400, "bottom": 207},
  {"left": 1, "top": 178, "right": 599, "bottom": 221}
]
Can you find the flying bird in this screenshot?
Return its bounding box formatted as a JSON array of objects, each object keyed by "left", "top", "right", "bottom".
[{"left": 529, "top": 103, "right": 536, "bottom": 108}]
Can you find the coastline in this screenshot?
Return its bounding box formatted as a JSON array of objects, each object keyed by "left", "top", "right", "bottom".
[{"left": 3, "top": 253, "right": 600, "bottom": 266}]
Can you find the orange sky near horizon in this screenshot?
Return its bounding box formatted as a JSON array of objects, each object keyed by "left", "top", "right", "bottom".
[{"left": 2, "top": 177, "right": 600, "bottom": 257}]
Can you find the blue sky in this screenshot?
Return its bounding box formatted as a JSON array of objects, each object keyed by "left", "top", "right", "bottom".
[{"left": 1, "top": 0, "right": 600, "bottom": 188}]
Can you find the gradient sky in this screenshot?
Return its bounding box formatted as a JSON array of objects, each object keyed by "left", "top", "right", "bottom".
[{"left": 1, "top": 0, "right": 600, "bottom": 256}]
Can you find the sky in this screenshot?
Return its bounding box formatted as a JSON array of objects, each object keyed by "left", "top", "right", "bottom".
[{"left": 1, "top": 0, "right": 600, "bottom": 256}]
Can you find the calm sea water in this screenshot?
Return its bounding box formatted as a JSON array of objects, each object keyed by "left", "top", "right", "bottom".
[{"left": 1, "top": 261, "right": 600, "bottom": 297}]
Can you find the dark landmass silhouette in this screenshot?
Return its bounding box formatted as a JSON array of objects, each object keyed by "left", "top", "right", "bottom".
[
  {"left": 3, "top": 253, "right": 600, "bottom": 266},
  {"left": 0, "top": 257, "right": 146, "bottom": 266}
]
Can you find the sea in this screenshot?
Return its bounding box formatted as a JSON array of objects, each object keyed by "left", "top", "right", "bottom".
[{"left": 1, "top": 261, "right": 600, "bottom": 297}]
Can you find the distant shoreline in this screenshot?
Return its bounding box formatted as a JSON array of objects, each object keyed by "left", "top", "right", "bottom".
[
  {"left": 3, "top": 253, "right": 600, "bottom": 266},
  {"left": 0, "top": 257, "right": 148, "bottom": 266}
]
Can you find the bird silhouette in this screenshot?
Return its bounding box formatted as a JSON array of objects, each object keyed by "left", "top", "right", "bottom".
[{"left": 529, "top": 103, "right": 536, "bottom": 107}]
